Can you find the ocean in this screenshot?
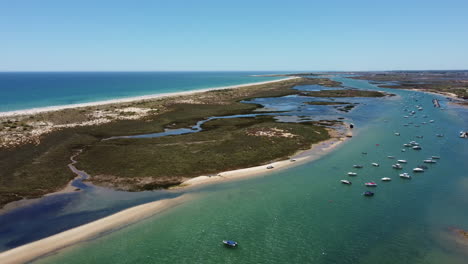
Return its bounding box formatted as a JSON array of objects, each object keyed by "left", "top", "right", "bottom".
[
  {"left": 0, "top": 72, "right": 285, "bottom": 112},
  {"left": 1, "top": 76, "right": 467, "bottom": 263}
]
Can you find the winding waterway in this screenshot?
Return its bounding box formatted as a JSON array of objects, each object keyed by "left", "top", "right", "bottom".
[{"left": 2, "top": 76, "right": 468, "bottom": 263}]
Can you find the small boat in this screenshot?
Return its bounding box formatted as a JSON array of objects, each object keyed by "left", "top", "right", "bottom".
[
  {"left": 399, "top": 173, "right": 411, "bottom": 179},
  {"left": 401, "top": 149, "right": 406, "bottom": 152},
  {"left": 429, "top": 120, "right": 434, "bottom": 123},
  {"left": 363, "top": 191, "right": 374, "bottom": 196},
  {"left": 397, "top": 160, "right": 407, "bottom": 163},
  {"left": 371, "top": 163, "right": 379, "bottom": 167},
  {"left": 412, "top": 146, "right": 422, "bottom": 150},
  {"left": 403, "top": 144, "right": 412, "bottom": 147},
  {"left": 290, "top": 159, "right": 296, "bottom": 162},
  {"left": 423, "top": 159, "right": 437, "bottom": 164},
  {"left": 413, "top": 168, "right": 424, "bottom": 172},
  {"left": 341, "top": 180, "right": 352, "bottom": 185},
  {"left": 362, "top": 152, "right": 368, "bottom": 155},
  {"left": 347, "top": 172, "right": 357, "bottom": 176},
  {"left": 222, "top": 240, "right": 238, "bottom": 247},
  {"left": 431, "top": 156, "right": 440, "bottom": 159},
  {"left": 387, "top": 156, "right": 395, "bottom": 159},
  {"left": 436, "top": 134, "right": 444, "bottom": 137},
  {"left": 353, "top": 165, "right": 363, "bottom": 168},
  {"left": 395, "top": 133, "right": 400, "bottom": 136},
  {"left": 418, "top": 165, "right": 428, "bottom": 169},
  {"left": 416, "top": 135, "right": 423, "bottom": 138},
  {"left": 381, "top": 177, "right": 392, "bottom": 181},
  {"left": 266, "top": 165, "right": 274, "bottom": 169},
  {"left": 392, "top": 164, "right": 403, "bottom": 169},
  {"left": 365, "top": 182, "right": 378, "bottom": 187}
]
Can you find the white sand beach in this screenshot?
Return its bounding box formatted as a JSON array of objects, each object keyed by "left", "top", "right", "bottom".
[
  {"left": 0, "top": 77, "right": 296, "bottom": 118},
  {"left": 0, "top": 124, "right": 352, "bottom": 264}
]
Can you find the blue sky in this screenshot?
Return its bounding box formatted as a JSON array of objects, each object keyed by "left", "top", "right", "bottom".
[{"left": 1, "top": 0, "right": 468, "bottom": 71}]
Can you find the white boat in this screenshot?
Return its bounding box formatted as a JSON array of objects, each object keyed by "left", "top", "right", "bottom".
[
  {"left": 347, "top": 172, "right": 357, "bottom": 176},
  {"left": 394, "top": 133, "right": 400, "bottom": 136},
  {"left": 371, "top": 163, "right": 379, "bottom": 167},
  {"left": 381, "top": 177, "right": 392, "bottom": 181},
  {"left": 397, "top": 160, "right": 407, "bottom": 163},
  {"left": 431, "top": 156, "right": 440, "bottom": 159},
  {"left": 429, "top": 120, "right": 434, "bottom": 123},
  {"left": 436, "top": 134, "right": 444, "bottom": 137},
  {"left": 365, "top": 182, "right": 378, "bottom": 187},
  {"left": 266, "top": 165, "right": 274, "bottom": 169},
  {"left": 399, "top": 173, "right": 411, "bottom": 179},
  {"left": 392, "top": 164, "right": 403, "bottom": 169},
  {"left": 403, "top": 144, "right": 411, "bottom": 147},
  {"left": 423, "top": 159, "right": 437, "bottom": 163},
  {"left": 387, "top": 156, "right": 395, "bottom": 159},
  {"left": 413, "top": 168, "right": 424, "bottom": 172},
  {"left": 412, "top": 146, "right": 422, "bottom": 150},
  {"left": 341, "top": 180, "right": 352, "bottom": 185},
  {"left": 401, "top": 149, "right": 406, "bottom": 152}
]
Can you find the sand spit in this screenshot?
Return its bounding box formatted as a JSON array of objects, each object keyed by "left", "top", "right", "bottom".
[
  {"left": 0, "top": 195, "right": 188, "bottom": 264},
  {"left": 0, "top": 124, "right": 352, "bottom": 264},
  {"left": 0, "top": 77, "right": 296, "bottom": 118},
  {"left": 181, "top": 127, "right": 351, "bottom": 188}
]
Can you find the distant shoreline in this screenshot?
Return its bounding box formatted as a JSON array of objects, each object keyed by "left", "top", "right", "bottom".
[{"left": 0, "top": 77, "right": 295, "bottom": 118}]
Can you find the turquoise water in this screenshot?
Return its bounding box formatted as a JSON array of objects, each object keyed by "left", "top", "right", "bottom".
[
  {"left": 34, "top": 77, "right": 468, "bottom": 264},
  {"left": 0, "top": 72, "right": 284, "bottom": 112}
]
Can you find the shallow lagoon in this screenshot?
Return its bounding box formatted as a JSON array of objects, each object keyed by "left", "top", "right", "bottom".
[{"left": 3, "top": 77, "right": 468, "bottom": 263}]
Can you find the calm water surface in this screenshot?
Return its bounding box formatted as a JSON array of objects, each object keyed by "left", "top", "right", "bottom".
[{"left": 5, "top": 77, "right": 468, "bottom": 263}]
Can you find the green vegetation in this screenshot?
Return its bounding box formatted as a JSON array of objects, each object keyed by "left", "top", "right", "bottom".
[
  {"left": 351, "top": 71, "right": 468, "bottom": 99},
  {"left": 302, "top": 89, "right": 388, "bottom": 97},
  {"left": 0, "top": 77, "right": 342, "bottom": 208},
  {"left": 77, "top": 117, "right": 330, "bottom": 191},
  {"left": 335, "top": 104, "right": 357, "bottom": 112}
]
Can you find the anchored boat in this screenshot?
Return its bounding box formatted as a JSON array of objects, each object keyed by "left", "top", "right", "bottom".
[
  {"left": 381, "top": 177, "right": 392, "bottom": 181},
  {"left": 400, "top": 173, "right": 411, "bottom": 179},
  {"left": 341, "top": 180, "right": 352, "bottom": 185},
  {"left": 347, "top": 172, "right": 357, "bottom": 176},
  {"left": 223, "top": 240, "right": 238, "bottom": 247}
]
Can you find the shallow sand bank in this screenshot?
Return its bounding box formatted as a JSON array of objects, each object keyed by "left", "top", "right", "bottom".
[
  {"left": 0, "top": 125, "right": 352, "bottom": 264},
  {"left": 0, "top": 195, "right": 189, "bottom": 264},
  {"left": 0, "top": 77, "right": 296, "bottom": 118}
]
